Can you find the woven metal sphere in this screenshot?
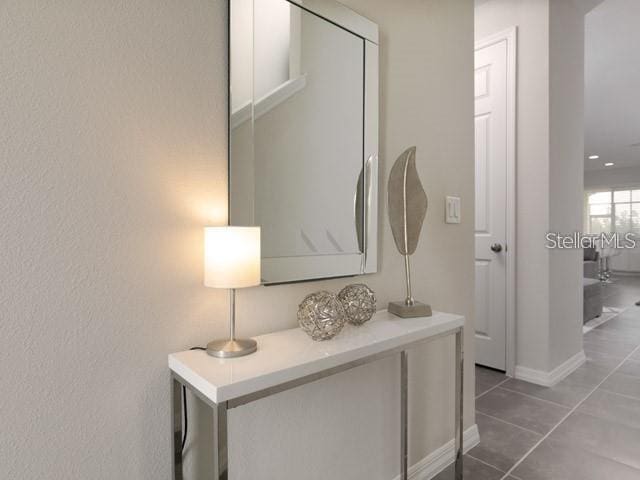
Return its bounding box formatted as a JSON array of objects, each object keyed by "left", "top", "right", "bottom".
[
  {"left": 338, "top": 284, "right": 377, "bottom": 325},
  {"left": 297, "top": 291, "right": 346, "bottom": 341}
]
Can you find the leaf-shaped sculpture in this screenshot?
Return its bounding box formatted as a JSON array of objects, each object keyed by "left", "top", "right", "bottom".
[
  {"left": 388, "top": 146, "right": 428, "bottom": 255},
  {"left": 387, "top": 146, "right": 432, "bottom": 318}
]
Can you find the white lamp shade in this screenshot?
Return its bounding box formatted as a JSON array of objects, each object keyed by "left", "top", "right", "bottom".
[{"left": 204, "top": 226, "right": 261, "bottom": 289}]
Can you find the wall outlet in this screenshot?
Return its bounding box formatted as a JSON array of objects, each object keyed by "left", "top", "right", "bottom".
[{"left": 445, "top": 196, "right": 461, "bottom": 224}]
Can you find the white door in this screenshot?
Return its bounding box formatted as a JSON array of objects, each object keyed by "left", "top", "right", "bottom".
[{"left": 474, "top": 36, "right": 510, "bottom": 371}]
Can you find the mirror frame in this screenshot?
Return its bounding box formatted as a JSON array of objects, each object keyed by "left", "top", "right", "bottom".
[{"left": 228, "top": 0, "right": 379, "bottom": 285}]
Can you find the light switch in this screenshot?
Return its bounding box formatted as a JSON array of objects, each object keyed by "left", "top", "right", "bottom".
[{"left": 445, "top": 196, "right": 461, "bottom": 224}]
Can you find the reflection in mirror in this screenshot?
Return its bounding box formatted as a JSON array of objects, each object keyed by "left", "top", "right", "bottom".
[{"left": 230, "top": 0, "right": 377, "bottom": 283}]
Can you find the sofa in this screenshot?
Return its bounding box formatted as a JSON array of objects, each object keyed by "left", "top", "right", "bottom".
[
  {"left": 583, "top": 247, "right": 603, "bottom": 323},
  {"left": 583, "top": 278, "right": 603, "bottom": 323},
  {"left": 584, "top": 247, "right": 600, "bottom": 280}
]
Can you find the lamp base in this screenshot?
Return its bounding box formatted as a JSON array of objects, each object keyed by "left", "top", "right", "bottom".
[{"left": 206, "top": 338, "right": 257, "bottom": 358}]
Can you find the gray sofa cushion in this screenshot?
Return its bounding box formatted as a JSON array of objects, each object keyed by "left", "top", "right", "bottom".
[
  {"left": 584, "top": 247, "right": 599, "bottom": 262},
  {"left": 584, "top": 260, "right": 600, "bottom": 279},
  {"left": 583, "top": 278, "right": 603, "bottom": 323},
  {"left": 584, "top": 247, "right": 600, "bottom": 279}
]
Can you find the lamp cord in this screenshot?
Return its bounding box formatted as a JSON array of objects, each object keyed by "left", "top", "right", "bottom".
[
  {"left": 181, "top": 385, "right": 188, "bottom": 451},
  {"left": 182, "top": 347, "right": 207, "bottom": 452}
]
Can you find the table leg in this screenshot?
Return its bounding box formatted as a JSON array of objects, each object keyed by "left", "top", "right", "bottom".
[
  {"left": 214, "top": 402, "right": 229, "bottom": 480},
  {"left": 400, "top": 350, "right": 408, "bottom": 480},
  {"left": 171, "top": 377, "right": 183, "bottom": 480},
  {"left": 454, "top": 328, "right": 464, "bottom": 479}
]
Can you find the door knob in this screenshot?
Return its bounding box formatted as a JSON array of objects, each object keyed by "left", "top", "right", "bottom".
[{"left": 491, "top": 243, "right": 503, "bottom": 253}]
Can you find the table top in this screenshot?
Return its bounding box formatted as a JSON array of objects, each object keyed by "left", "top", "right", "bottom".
[{"left": 169, "top": 310, "right": 464, "bottom": 404}]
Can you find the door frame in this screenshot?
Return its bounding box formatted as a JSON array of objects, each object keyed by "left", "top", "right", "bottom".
[{"left": 475, "top": 27, "right": 517, "bottom": 376}]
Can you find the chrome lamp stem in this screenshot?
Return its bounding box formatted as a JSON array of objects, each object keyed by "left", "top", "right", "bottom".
[
  {"left": 206, "top": 288, "right": 257, "bottom": 358},
  {"left": 229, "top": 288, "right": 236, "bottom": 341}
]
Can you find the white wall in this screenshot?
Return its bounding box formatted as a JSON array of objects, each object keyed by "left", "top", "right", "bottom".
[
  {"left": 0, "top": 1, "right": 475, "bottom": 479},
  {"left": 475, "top": 0, "right": 584, "bottom": 374},
  {"left": 253, "top": 0, "right": 292, "bottom": 100},
  {"left": 585, "top": 166, "right": 640, "bottom": 190},
  {"left": 475, "top": 0, "right": 551, "bottom": 371},
  {"left": 548, "top": 0, "right": 585, "bottom": 370},
  {"left": 584, "top": 0, "right": 640, "bottom": 171}
]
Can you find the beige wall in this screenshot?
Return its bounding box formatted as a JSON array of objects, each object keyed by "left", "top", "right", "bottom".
[{"left": 0, "top": 1, "right": 475, "bottom": 479}]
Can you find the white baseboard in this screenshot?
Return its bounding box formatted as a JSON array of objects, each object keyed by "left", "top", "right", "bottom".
[
  {"left": 514, "top": 350, "right": 586, "bottom": 387},
  {"left": 390, "top": 424, "right": 480, "bottom": 480}
]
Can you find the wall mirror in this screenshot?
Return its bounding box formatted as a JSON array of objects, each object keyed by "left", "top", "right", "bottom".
[{"left": 229, "top": 0, "right": 379, "bottom": 284}]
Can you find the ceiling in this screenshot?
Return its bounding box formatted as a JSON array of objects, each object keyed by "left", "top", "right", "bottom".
[{"left": 585, "top": 0, "right": 640, "bottom": 171}]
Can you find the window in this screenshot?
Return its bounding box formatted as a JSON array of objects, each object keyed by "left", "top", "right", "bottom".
[{"left": 587, "top": 188, "right": 640, "bottom": 234}]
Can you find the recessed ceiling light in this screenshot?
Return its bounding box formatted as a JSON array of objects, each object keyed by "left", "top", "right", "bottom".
[
  {"left": 604, "top": 162, "right": 614, "bottom": 167},
  {"left": 589, "top": 155, "right": 600, "bottom": 160}
]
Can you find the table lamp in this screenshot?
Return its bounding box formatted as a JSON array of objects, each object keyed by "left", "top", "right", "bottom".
[{"left": 204, "top": 226, "right": 261, "bottom": 358}]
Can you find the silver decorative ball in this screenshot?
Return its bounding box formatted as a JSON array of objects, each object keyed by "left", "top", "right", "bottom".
[
  {"left": 298, "top": 291, "right": 346, "bottom": 341},
  {"left": 338, "top": 284, "right": 376, "bottom": 325}
]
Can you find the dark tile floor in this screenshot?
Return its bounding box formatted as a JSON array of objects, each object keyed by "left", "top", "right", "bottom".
[{"left": 435, "top": 275, "right": 640, "bottom": 480}]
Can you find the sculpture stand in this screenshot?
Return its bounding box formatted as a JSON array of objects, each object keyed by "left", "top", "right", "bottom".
[
  {"left": 388, "top": 300, "right": 432, "bottom": 318},
  {"left": 388, "top": 255, "right": 432, "bottom": 318}
]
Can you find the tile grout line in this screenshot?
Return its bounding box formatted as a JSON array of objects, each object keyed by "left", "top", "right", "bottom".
[
  {"left": 498, "top": 342, "right": 640, "bottom": 480},
  {"left": 475, "top": 377, "right": 510, "bottom": 400},
  {"left": 622, "top": 355, "right": 640, "bottom": 364},
  {"left": 584, "top": 329, "right": 640, "bottom": 342},
  {"left": 586, "top": 324, "right": 640, "bottom": 332},
  {"left": 584, "top": 348, "right": 632, "bottom": 360},
  {"left": 583, "top": 308, "right": 623, "bottom": 333},
  {"left": 493, "top": 385, "right": 575, "bottom": 409},
  {"left": 465, "top": 452, "right": 506, "bottom": 474},
  {"left": 583, "top": 336, "right": 638, "bottom": 350},
  {"left": 475, "top": 411, "right": 545, "bottom": 437},
  {"left": 584, "top": 334, "right": 636, "bottom": 346},
  {"left": 597, "top": 387, "right": 640, "bottom": 403}
]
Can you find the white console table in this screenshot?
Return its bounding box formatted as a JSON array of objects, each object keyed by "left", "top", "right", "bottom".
[{"left": 169, "top": 310, "right": 465, "bottom": 480}]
